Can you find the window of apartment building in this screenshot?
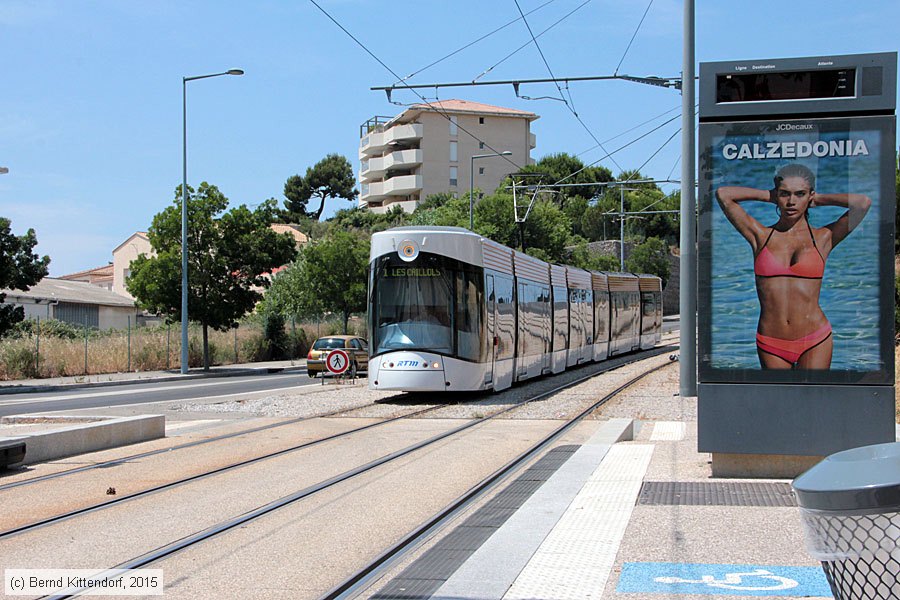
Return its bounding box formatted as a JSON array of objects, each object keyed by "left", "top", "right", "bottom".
[
  {"left": 450, "top": 166, "right": 458, "bottom": 187},
  {"left": 449, "top": 116, "right": 458, "bottom": 135},
  {"left": 450, "top": 141, "right": 458, "bottom": 162},
  {"left": 479, "top": 167, "right": 485, "bottom": 175},
  {"left": 479, "top": 141, "right": 485, "bottom": 149},
  {"left": 479, "top": 117, "right": 485, "bottom": 124}
]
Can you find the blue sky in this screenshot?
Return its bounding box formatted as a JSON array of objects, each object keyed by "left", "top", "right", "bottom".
[{"left": 2, "top": 0, "right": 897, "bottom": 276}]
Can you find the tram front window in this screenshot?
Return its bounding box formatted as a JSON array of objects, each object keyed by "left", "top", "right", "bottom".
[{"left": 372, "top": 256, "right": 453, "bottom": 355}]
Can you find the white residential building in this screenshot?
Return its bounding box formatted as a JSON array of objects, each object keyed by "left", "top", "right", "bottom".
[{"left": 359, "top": 99, "right": 538, "bottom": 213}]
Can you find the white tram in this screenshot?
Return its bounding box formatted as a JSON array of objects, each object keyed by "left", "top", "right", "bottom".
[{"left": 368, "top": 227, "right": 662, "bottom": 392}]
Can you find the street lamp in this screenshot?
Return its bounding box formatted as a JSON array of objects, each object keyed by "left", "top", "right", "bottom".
[
  {"left": 469, "top": 151, "right": 512, "bottom": 230},
  {"left": 0, "top": 167, "right": 8, "bottom": 174},
  {"left": 182, "top": 68, "right": 243, "bottom": 374}
]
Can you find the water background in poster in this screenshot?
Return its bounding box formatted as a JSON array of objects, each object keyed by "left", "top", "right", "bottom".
[{"left": 710, "top": 129, "right": 882, "bottom": 370}]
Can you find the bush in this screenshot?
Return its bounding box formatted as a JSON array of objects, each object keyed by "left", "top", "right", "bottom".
[
  {"left": 9, "top": 318, "right": 84, "bottom": 340},
  {"left": 0, "top": 345, "right": 39, "bottom": 379}
]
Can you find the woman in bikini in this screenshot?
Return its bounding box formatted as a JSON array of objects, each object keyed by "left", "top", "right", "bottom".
[{"left": 716, "top": 164, "right": 871, "bottom": 369}]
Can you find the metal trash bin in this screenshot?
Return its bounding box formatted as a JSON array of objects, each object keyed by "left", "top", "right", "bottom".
[{"left": 793, "top": 442, "right": 900, "bottom": 599}]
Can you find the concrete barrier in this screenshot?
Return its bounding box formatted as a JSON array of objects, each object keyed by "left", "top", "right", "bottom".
[{"left": 0, "top": 414, "right": 165, "bottom": 466}]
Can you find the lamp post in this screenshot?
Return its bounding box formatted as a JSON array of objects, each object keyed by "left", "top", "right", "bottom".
[
  {"left": 182, "top": 68, "right": 243, "bottom": 374},
  {"left": 469, "top": 151, "right": 512, "bottom": 230}
]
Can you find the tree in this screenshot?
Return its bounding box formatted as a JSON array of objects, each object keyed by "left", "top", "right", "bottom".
[
  {"left": 567, "top": 240, "right": 620, "bottom": 271},
  {"left": 625, "top": 237, "right": 671, "bottom": 287},
  {"left": 282, "top": 154, "right": 358, "bottom": 222},
  {"left": 265, "top": 230, "right": 369, "bottom": 333},
  {"left": 515, "top": 153, "right": 613, "bottom": 203},
  {"left": 127, "top": 184, "right": 297, "bottom": 369},
  {"left": 0, "top": 218, "right": 50, "bottom": 336}
]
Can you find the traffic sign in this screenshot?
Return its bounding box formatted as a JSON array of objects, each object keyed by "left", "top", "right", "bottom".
[{"left": 326, "top": 349, "right": 350, "bottom": 375}]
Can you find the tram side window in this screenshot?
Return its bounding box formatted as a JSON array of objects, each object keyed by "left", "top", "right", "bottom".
[
  {"left": 552, "top": 285, "right": 568, "bottom": 351},
  {"left": 494, "top": 275, "right": 515, "bottom": 360},
  {"left": 456, "top": 270, "right": 485, "bottom": 361},
  {"left": 595, "top": 291, "right": 609, "bottom": 342}
]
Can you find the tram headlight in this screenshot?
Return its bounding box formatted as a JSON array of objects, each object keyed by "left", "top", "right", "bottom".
[{"left": 432, "top": 362, "right": 440, "bottom": 369}]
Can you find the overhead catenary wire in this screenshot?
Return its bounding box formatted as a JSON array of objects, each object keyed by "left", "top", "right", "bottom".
[
  {"left": 576, "top": 104, "right": 680, "bottom": 158},
  {"left": 392, "top": 0, "right": 559, "bottom": 86},
  {"left": 614, "top": 0, "right": 654, "bottom": 76},
  {"left": 308, "top": 0, "right": 522, "bottom": 173},
  {"left": 512, "top": 0, "right": 623, "bottom": 173},
  {"left": 473, "top": 0, "right": 594, "bottom": 82}
]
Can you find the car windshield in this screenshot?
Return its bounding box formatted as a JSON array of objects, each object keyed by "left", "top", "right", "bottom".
[{"left": 312, "top": 338, "right": 346, "bottom": 350}]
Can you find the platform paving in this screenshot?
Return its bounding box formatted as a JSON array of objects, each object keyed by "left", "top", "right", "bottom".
[{"left": 390, "top": 412, "right": 885, "bottom": 600}]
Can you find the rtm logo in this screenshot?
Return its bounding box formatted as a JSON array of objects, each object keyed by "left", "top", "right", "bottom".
[{"left": 396, "top": 360, "right": 418, "bottom": 367}]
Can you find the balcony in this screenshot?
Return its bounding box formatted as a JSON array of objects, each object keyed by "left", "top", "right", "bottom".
[
  {"left": 360, "top": 123, "right": 423, "bottom": 156},
  {"left": 383, "top": 174, "right": 422, "bottom": 196},
  {"left": 361, "top": 174, "right": 423, "bottom": 205},
  {"left": 360, "top": 149, "right": 423, "bottom": 182},
  {"left": 529, "top": 132, "right": 537, "bottom": 149}
]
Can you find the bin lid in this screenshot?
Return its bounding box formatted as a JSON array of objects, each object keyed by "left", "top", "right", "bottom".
[{"left": 793, "top": 442, "right": 900, "bottom": 512}]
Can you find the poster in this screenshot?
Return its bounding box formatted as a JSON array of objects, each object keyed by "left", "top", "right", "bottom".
[{"left": 698, "top": 116, "right": 895, "bottom": 385}]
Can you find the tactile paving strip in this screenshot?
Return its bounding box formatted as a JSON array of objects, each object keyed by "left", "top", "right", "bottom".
[
  {"left": 638, "top": 481, "right": 797, "bottom": 507},
  {"left": 370, "top": 445, "right": 579, "bottom": 600}
]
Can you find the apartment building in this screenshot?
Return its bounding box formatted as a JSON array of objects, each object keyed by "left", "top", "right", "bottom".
[{"left": 358, "top": 99, "right": 538, "bottom": 213}]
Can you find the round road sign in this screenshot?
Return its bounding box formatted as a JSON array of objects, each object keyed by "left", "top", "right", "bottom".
[{"left": 325, "top": 349, "right": 351, "bottom": 375}]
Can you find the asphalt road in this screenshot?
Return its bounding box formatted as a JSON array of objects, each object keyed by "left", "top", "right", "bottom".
[{"left": 0, "top": 370, "right": 336, "bottom": 416}]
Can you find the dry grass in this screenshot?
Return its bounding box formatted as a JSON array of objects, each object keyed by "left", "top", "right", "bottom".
[{"left": 0, "top": 317, "right": 364, "bottom": 381}]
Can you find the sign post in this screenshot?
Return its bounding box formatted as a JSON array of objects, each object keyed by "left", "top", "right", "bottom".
[{"left": 696, "top": 52, "right": 897, "bottom": 477}]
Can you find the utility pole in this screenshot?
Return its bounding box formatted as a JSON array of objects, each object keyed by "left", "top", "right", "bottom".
[{"left": 680, "top": 0, "right": 697, "bottom": 397}]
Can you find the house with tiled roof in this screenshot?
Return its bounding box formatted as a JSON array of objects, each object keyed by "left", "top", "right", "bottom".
[
  {"left": 2, "top": 278, "right": 137, "bottom": 330},
  {"left": 359, "top": 99, "right": 539, "bottom": 214},
  {"left": 59, "top": 263, "right": 114, "bottom": 291}
]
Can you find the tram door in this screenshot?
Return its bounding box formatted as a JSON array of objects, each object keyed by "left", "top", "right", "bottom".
[{"left": 485, "top": 275, "right": 496, "bottom": 386}]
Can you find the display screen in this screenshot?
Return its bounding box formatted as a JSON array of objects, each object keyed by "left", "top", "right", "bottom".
[
  {"left": 697, "top": 116, "right": 895, "bottom": 385},
  {"left": 716, "top": 69, "right": 855, "bottom": 103}
]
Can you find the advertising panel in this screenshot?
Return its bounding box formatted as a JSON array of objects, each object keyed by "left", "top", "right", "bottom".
[{"left": 698, "top": 115, "right": 895, "bottom": 386}]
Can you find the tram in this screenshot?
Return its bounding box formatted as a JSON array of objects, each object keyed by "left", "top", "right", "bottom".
[{"left": 367, "top": 227, "right": 662, "bottom": 392}]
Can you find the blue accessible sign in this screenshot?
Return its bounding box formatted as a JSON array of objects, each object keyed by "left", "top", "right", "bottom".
[{"left": 616, "top": 562, "right": 832, "bottom": 597}]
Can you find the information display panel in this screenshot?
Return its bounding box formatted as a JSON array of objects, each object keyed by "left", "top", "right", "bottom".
[{"left": 698, "top": 115, "right": 895, "bottom": 386}]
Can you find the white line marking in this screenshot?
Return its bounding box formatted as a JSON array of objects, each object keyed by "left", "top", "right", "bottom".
[{"left": 0, "top": 374, "right": 301, "bottom": 405}]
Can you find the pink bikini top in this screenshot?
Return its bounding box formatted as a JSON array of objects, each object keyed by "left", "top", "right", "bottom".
[{"left": 753, "top": 222, "right": 825, "bottom": 279}]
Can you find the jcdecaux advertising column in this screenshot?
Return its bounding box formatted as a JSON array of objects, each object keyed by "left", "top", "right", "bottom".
[{"left": 697, "top": 52, "right": 897, "bottom": 477}]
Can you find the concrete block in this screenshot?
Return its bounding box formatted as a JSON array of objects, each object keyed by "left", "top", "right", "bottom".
[{"left": 0, "top": 415, "right": 164, "bottom": 465}]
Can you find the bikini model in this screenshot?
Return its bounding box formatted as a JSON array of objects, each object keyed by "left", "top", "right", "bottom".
[{"left": 753, "top": 221, "right": 832, "bottom": 365}]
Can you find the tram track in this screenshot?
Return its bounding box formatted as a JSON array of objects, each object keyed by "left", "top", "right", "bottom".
[
  {"left": 0, "top": 391, "right": 412, "bottom": 492},
  {"left": 321, "top": 355, "right": 677, "bottom": 600},
  {"left": 32, "top": 347, "right": 677, "bottom": 599}
]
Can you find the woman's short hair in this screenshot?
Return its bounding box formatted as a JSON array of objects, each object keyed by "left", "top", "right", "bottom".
[{"left": 774, "top": 164, "right": 816, "bottom": 190}]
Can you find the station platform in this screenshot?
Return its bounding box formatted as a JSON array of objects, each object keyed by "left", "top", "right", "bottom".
[{"left": 372, "top": 410, "right": 854, "bottom": 600}]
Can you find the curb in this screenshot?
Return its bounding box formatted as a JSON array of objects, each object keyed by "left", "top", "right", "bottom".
[{"left": 0, "top": 364, "right": 308, "bottom": 396}]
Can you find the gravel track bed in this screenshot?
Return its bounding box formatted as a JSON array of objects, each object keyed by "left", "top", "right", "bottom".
[{"left": 173, "top": 345, "right": 680, "bottom": 423}]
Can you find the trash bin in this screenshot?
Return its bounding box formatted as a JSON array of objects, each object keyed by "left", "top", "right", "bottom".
[{"left": 793, "top": 442, "right": 900, "bottom": 600}]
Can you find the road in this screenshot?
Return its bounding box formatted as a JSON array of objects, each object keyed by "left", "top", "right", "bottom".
[{"left": 0, "top": 370, "right": 333, "bottom": 416}]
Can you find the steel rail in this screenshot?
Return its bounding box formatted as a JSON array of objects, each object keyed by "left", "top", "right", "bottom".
[
  {"left": 321, "top": 355, "right": 678, "bottom": 600},
  {"left": 0, "top": 403, "right": 441, "bottom": 540},
  {"left": 0, "top": 395, "right": 402, "bottom": 492},
  {"left": 44, "top": 346, "right": 676, "bottom": 599}
]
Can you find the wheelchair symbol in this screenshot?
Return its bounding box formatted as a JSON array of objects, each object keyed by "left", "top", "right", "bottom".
[{"left": 655, "top": 569, "right": 799, "bottom": 591}]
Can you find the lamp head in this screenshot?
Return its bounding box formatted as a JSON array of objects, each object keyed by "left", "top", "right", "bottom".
[{"left": 227, "top": 69, "right": 244, "bottom": 76}]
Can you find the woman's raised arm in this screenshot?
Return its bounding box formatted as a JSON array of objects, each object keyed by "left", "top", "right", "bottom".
[
  {"left": 815, "top": 193, "right": 871, "bottom": 248},
  {"left": 715, "top": 186, "right": 770, "bottom": 252}
]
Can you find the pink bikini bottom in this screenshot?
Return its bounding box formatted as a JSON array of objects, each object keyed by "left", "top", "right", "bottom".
[{"left": 756, "top": 324, "right": 833, "bottom": 364}]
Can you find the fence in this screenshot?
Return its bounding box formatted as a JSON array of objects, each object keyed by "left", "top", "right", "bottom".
[{"left": 0, "top": 315, "right": 366, "bottom": 381}]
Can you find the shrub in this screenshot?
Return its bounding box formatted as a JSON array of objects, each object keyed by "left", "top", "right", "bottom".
[{"left": 0, "top": 345, "right": 39, "bottom": 379}]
